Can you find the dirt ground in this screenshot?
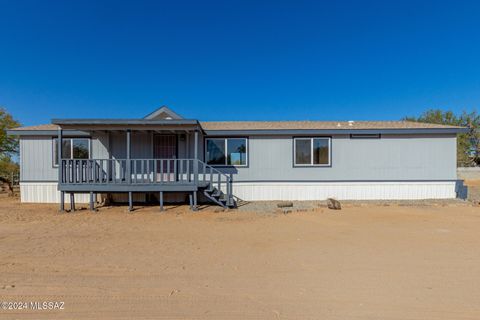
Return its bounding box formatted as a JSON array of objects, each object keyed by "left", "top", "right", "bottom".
[{"left": 1, "top": 198, "right": 480, "bottom": 319}]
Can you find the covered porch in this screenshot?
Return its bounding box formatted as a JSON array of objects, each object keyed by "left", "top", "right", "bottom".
[{"left": 53, "top": 118, "right": 234, "bottom": 212}]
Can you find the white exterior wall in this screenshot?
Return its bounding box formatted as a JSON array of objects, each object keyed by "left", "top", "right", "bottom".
[
  {"left": 231, "top": 181, "right": 457, "bottom": 201},
  {"left": 21, "top": 181, "right": 457, "bottom": 203}
]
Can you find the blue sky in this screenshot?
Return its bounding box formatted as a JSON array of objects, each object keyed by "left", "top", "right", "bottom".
[{"left": 1, "top": 0, "right": 480, "bottom": 126}]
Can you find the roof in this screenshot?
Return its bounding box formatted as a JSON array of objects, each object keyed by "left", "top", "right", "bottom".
[
  {"left": 8, "top": 120, "right": 465, "bottom": 135},
  {"left": 199, "top": 120, "right": 462, "bottom": 131},
  {"left": 143, "top": 106, "right": 184, "bottom": 120},
  {"left": 51, "top": 119, "right": 199, "bottom": 125},
  {"left": 10, "top": 124, "right": 59, "bottom": 131}
]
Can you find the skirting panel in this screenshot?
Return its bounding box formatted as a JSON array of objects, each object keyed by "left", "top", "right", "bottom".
[
  {"left": 20, "top": 183, "right": 190, "bottom": 204},
  {"left": 21, "top": 181, "right": 458, "bottom": 203},
  {"left": 231, "top": 181, "right": 457, "bottom": 201},
  {"left": 20, "top": 182, "right": 93, "bottom": 203}
]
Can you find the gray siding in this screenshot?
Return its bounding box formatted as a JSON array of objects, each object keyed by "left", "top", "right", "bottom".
[
  {"left": 20, "top": 136, "right": 58, "bottom": 181},
  {"left": 211, "top": 134, "right": 457, "bottom": 181},
  {"left": 20, "top": 133, "right": 121, "bottom": 181},
  {"left": 109, "top": 132, "right": 189, "bottom": 159},
  {"left": 20, "top": 132, "right": 457, "bottom": 182}
]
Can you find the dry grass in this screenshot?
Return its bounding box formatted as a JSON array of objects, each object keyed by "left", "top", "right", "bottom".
[{"left": 1, "top": 197, "right": 480, "bottom": 319}]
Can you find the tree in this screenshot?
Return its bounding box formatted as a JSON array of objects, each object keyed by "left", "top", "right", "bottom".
[
  {"left": 0, "top": 108, "right": 20, "bottom": 182},
  {"left": 0, "top": 154, "right": 19, "bottom": 181},
  {"left": 404, "top": 109, "right": 480, "bottom": 166},
  {"left": 0, "top": 108, "right": 21, "bottom": 155}
]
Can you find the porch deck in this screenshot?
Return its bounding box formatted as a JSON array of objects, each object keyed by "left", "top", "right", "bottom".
[{"left": 58, "top": 158, "right": 234, "bottom": 210}]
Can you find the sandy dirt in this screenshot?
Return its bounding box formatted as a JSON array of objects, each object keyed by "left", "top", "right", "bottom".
[{"left": 1, "top": 198, "right": 480, "bottom": 319}]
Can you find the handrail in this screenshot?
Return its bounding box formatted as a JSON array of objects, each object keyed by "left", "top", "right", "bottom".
[
  {"left": 197, "top": 160, "right": 231, "bottom": 181},
  {"left": 60, "top": 158, "right": 197, "bottom": 161},
  {"left": 59, "top": 158, "right": 234, "bottom": 206},
  {"left": 197, "top": 160, "right": 233, "bottom": 206}
]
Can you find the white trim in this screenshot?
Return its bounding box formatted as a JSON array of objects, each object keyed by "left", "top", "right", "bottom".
[{"left": 229, "top": 181, "right": 457, "bottom": 201}]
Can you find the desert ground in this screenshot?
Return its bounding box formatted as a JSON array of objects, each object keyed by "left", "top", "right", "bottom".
[{"left": 1, "top": 197, "right": 480, "bottom": 319}]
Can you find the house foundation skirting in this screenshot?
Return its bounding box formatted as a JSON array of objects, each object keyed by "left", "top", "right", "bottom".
[
  {"left": 19, "top": 182, "right": 192, "bottom": 203},
  {"left": 229, "top": 181, "right": 458, "bottom": 201},
  {"left": 20, "top": 182, "right": 93, "bottom": 203},
  {"left": 20, "top": 181, "right": 458, "bottom": 203}
]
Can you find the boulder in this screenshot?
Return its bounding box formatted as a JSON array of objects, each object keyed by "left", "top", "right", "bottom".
[
  {"left": 277, "top": 201, "right": 293, "bottom": 208},
  {"left": 327, "top": 198, "right": 342, "bottom": 210}
]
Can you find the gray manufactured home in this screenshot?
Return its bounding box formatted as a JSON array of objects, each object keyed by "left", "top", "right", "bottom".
[{"left": 8, "top": 106, "right": 466, "bottom": 211}]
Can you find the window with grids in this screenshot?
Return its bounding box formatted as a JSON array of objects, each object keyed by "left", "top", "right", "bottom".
[
  {"left": 53, "top": 138, "right": 90, "bottom": 166},
  {"left": 205, "top": 138, "right": 248, "bottom": 166},
  {"left": 294, "top": 137, "right": 331, "bottom": 166}
]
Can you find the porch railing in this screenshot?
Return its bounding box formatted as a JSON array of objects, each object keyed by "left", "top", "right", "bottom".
[{"left": 59, "top": 158, "right": 233, "bottom": 202}]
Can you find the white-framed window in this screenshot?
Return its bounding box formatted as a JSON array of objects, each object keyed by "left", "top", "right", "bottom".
[
  {"left": 53, "top": 138, "right": 90, "bottom": 166},
  {"left": 205, "top": 138, "right": 248, "bottom": 166},
  {"left": 293, "top": 137, "right": 331, "bottom": 166}
]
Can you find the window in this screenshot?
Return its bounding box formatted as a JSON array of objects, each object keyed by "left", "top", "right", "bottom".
[
  {"left": 294, "top": 137, "right": 330, "bottom": 166},
  {"left": 53, "top": 138, "right": 90, "bottom": 166},
  {"left": 206, "top": 138, "right": 248, "bottom": 166}
]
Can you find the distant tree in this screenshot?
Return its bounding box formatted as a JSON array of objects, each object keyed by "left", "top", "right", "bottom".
[
  {"left": 0, "top": 155, "right": 19, "bottom": 181},
  {"left": 0, "top": 108, "right": 20, "bottom": 182},
  {"left": 0, "top": 108, "right": 20, "bottom": 155},
  {"left": 404, "top": 109, "right": 480, "bottom": 166}
]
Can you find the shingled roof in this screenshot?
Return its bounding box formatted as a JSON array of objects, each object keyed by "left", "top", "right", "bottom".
[
  {"left": 10, "top": 124, "right": 59, "bottom": 131},
  {"left": 10, "top": 120, "right": 463, "bottom": 132},
  {"left": 199, "top": 120, "right": 462, "bottom": 131}
]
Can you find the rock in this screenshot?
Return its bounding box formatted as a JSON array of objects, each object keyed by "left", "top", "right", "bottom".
[
  {"left": 277, "top": 201, "right": 293, "bottom": 208},
  {"left": 327, "top": 198, "right": 341, "bottom": 210},
  {"left": 1, "top": 284, "right": 15, "bottom": 290}
]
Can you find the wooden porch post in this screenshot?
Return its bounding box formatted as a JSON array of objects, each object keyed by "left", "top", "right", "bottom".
[
  {"left": 89, "top": 191, "right": 95, "bottom": 211},
  {"left": 128, "top": 192, "right": 133, "bottom": 212},
  {"left": 127, "top": 129, "right": 133, "bottom": 212},
  {"left": 58, "top": 128, "right": 64, "bottom": 212},
  {"left": 159, "top": 191, "right": 164, "bottom": 211},
  {"left": 186, "top": 133, "right": 190, "bottom": 159},
  {"left": 70, "top": 193, "right": 75, "bottom": 212},
  {"left": 194, "top": 130, "right": 199, "bottom": 175},
  {"left": 60, "top": 191, "right": 65, "bottom": 212},
  {"left": 192, "top": 130, "right": 199, "bottom": 211},
  {"left": 126, "top": 129, "right": 131, "bottom": 184}
]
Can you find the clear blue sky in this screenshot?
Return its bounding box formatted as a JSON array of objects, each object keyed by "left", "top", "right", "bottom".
[{"left": 1, "top": 0, "right": 480, "bottom": 126}]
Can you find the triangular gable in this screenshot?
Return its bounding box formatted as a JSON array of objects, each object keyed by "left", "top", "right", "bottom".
[{"left": 143, "top": 105, "right": 184, "bottom": 120}]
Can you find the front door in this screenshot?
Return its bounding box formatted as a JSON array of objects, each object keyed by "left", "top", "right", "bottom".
[
  {"left": 153, "top": 135, "right": 177, "bottom": 159},
  {"left": 153, "top": 135, "right": 177, "bottom": 182}
]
